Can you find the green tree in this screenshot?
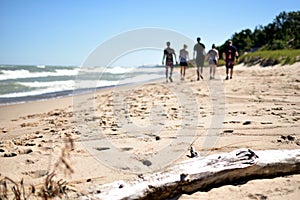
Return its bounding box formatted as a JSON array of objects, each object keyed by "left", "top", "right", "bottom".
[
  {"left": 218, "top": 11, "right": 300, "bottom": 58},
  {"left": 252, "top": 26, "right": 266, "bottom": 49}
]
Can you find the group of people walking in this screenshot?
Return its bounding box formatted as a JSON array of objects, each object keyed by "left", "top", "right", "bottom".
[{"left": 162, "top": 37, "right": 239, "bottom": 82}]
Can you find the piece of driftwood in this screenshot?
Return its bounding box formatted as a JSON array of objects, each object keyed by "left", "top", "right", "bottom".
[{"left": 81, "top": 149, "right": 300, "bottom": 200}]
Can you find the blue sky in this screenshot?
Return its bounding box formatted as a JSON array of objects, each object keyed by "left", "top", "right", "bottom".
[{"left": 0, "top": 0, "right": 299, "bottom": 66}]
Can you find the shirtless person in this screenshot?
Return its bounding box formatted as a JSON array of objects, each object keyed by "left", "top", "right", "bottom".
[
  {"left": 222, "top": 40, "right": 238, "bottom": 80},
  {"left": 162, "top": 41, "right": 177, "bottom": 82},
  {"left": 193, "top": 37, "right": 206, "bottom": 80}
]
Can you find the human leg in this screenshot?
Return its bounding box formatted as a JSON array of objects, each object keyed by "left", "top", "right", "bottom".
[
  {"left": 199, "top": 65, "right": 204, "bottom": 79},
  {"left": 200, "top": 65, "right": 203, "bottom": 75},
  {"left": 180, "top": 66, "right": 183, "bottom": 80},
  {"left": 169, "top": 66, "right": 173, "bottom": 82},
  {"left": 196, "top": 58, "right": 204, "bottom": 80},
  {"left": 182, "top": 66, "right": 186, "bottom": 80},
  {"left": 212, "top": 64, "right": 216, "bottom": 78},
  {"left": 165, "top": 66, "right": 169, "bottom": 82},
  {"left": 230, "top": 66, "right": 234, "bottom": 79},
  {"left": 225, "top": 62, "right": 229, "bottom": 80},
  {"left": 199, "top": 59, "right": 205, "bottom": 79},
  {"left": 209, "top": 64, "right": 213, "bottom": 79},
  {"left": 225, "top": 61, "right": 234, "bottom": 80},
  {"left": 196, "top": 66, "right": 200, "bottom": 80}
]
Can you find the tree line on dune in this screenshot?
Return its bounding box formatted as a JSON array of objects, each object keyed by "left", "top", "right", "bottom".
[{"left": 218, "top": 11, "right": 300, "bottom": 55}]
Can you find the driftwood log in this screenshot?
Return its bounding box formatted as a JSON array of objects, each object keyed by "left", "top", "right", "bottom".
[{"left": 81, "top": 149, "right": 300, "bottom": 200}]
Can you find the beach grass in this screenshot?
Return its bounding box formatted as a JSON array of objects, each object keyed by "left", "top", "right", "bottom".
[{"left": 239, "top": 49, "right": 300, "bottom": 66}]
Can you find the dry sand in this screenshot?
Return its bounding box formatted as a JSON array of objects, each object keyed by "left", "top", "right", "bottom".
[{"left": 0, "top": 63, "right": 299, "bottom": 199}]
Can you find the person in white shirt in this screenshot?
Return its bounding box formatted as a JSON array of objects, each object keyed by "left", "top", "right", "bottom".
[
  {"left": 206, "top": 44, "right": 219, "bottom": 79},
  {"left": 179, "top": 44, "right": 190, "bottom": 80}
]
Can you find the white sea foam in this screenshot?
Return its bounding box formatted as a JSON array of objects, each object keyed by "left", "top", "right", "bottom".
[
  {"left": 0, "top": 87, "right": 69, "bottom": 98},
  {"left": 74, "top": 80, "right": 120, "bottom": 89},
  {"left": 105, "top": 66, "right": 136, "bottom": 74},
  {"left": 0, "top": 80, "right": 121, "bottom": 98},
  {"left": 0, "top": 68, "right": 79, "bottom": 81},
  {"left": 78, "top": 66, "right": 163, "bottom": 75},
  {"left": 77, "top": 66, "right": 135, "bottom": 74},
  {"left": 0, "top": 81, "right": 74, "bottom": 98},
  {"left": 0, "top": 65, "right": 165, "bottom": 101},
  {"left": 18, "top": 80, "right": 75, "bottom": 88}
]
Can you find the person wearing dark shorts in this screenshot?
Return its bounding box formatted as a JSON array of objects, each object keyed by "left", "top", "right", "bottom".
[
  {"left": 193, "top": 37, "right": 206, "bottom": 80},
  {"left": 179, "top": 44, "right": 189, "bottom": 80},
  {"left": 162, "top": 41, "right": 177, "bottom": 82},
  {"left": 223, "top": 40, "right": 238, "bottom": 80}
]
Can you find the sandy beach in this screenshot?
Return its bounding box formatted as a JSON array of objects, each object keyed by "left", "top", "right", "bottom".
[{"left": 0, "top": 63, "right": 300, "bottom": 199}]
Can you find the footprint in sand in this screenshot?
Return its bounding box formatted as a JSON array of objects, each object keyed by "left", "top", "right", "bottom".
[
  {"left": 223, "top": 130, "right": 234, "bottom": 133},
  {"left": 243, "top": 121, "right": 251, "bottom": 125},
  {"left": 23, "top": 170, "right": 49, "bottom": 178},
  {"left": 121, "top": 147, "right": 133, "bottom": 152},
  {"left": 25, "top": 159, "right": 35, "bottom": 164},
  {"left": 3, "top": 152, "right": 17, "bottom": 157},
  {"left": 95, "top": 147, "right": 110, "bottom": 151},
  {"left": 18, "top": 148, "right": 33, "bottom": 154},
  {"left": 261, "top": 121, "right": 272, "bottom": 125},
  {"left": 277, "top": 135, "right": 300, "bottom": 146},
  {"left": 0, "top": 129, "right": 8, "bottom": 133},
  {"left": 142, "top": 160, "right": 152, "bottom": 166}
]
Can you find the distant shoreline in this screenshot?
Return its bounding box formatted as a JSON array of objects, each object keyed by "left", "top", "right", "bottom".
[
  {"left": 0, "top": 77, "right": 165, "bottom": 106},
  {"left": 0, "top": 65, "right": 166, "bottom": 106}
]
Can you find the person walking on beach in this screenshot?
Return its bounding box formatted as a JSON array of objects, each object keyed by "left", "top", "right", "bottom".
[
  {"left": 206, "top": 44, "right": 219, "bottom": 79},
  {"left": 193, "top": 37, "right": 206, "bottom": 80},
  {"left": 222, "top": 40, "right": 238, "bottom": 80},
  {"left": 162, "top": 41, "right": 177, "bottom": 82},
  {"left": 179, "top": 44, "right": 190, "bottom": 80}
]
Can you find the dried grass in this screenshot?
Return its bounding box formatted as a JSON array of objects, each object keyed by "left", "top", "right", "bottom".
[{"left": 0, "top": 133, "right": 75, "bottom": 199}]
